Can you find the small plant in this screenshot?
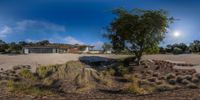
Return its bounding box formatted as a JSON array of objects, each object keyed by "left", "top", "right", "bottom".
[
  {"left": 194, "top": 73, "right": 200, "bottom": 79},
  {"left": 176, "top": 76, "right": 184, "bottom": 83},
  {"left": 18, "top": 69, "right": 36, "bottom": 81},
  {"left": 148, "top": 77, "right": 157, "bottom": 83},
  {"left": 191, "top": 78, "right": 199, "bottom": 83},
  {"left": 165, "top": 73, "right": 176, "bottom": 80},
  {"left": 155, "top": 84, "right": 173, "bottom": 92},
  {"left": 184, "top": 75, "right": 192, "bottom": 81},
  {"left": 168, "top": 79, "right": 176, "bottom": 85},
  {"left": 36, "top": 66, "right": 49, "bottom": 78},
  {"left": 181, "top": 79, "right": 190, "bottom": 85},
  {"left": 7, "top": 80, "right": 15, "bottom": 92},
  {"left": 152, "top": 72, "right": 160, "bottom": 77},
  {"left": 115, "top": 65, "right": 129, "bottom": 76},
  {"left": 125, "top": 77, "right": 147, "bottom": 94},
  {"left": 43, "top": 78, "right": 55, "bottom": 86},
  {"left": 186, "top": 83, "right": 198, "bottom": 89}
]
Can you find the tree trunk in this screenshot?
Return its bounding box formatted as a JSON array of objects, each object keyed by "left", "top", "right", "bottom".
[{"left": 135, "top": 50, "right": 143, "bottom": 65}]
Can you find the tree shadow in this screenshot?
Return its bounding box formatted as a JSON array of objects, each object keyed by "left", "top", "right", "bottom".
[{"left": 79, "top": 56, "right": 118, "bottom": 70}]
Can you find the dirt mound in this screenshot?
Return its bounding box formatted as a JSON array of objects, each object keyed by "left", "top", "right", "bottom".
[{"left": 0, "top": 61, "right": 111, "bottom": 97}]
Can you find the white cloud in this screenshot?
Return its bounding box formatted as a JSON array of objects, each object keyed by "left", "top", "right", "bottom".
[
  {"left": 0, "top": 26, "right": 12, "bottom": 38},
  {"left": 63, "top": 36, "right": 84, "bottom": 45},
  {"left": 15, "top": 20, "right": 66, "bottom": 33},
  {"left": 91, "top": 41, "right": 104, "bottom": 50}
]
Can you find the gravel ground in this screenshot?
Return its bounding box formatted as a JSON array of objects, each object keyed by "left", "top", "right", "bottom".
[{"left": 0, "top": 53, "right": 200, "bottom": 71}]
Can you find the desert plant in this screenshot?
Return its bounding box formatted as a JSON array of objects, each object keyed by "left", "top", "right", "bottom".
[
  {"left": 155, "top": 84, "right": 173, "bottom": 92},
  {"left": 191, "top": 78, "right": 199, "bottom": 83},
  {"left": 125, "top": 77, "right": 147, "bottom": 94},
  {"left": 186, "top": 83, "right": 198, "bottom": 89},
  {"left": 165, "top": 73, "right": 176, "bottom": 80},
  {"left": 184, "top": 75, "right": 192, "bottom": 81},
  {"left": 115, "top": 65, "right": 129, "bottom": 76},
  {"left": 18, "top": 69, "right": 36, "bottom": 81},
  {"left": 152, "top": 72, "right": 160, "bottom": 77},
  {"left": 168, "top": 79, "right": 176, "bottom": 85},
  {"left": 181, "top": 79, "right": 190, "bottom": 85},
  {"left": 194, "top": 73, "right": 200, "bottom": 79},
  {"left": 176, "top": 76, "right": 184, "bottom": 83},
  {"left": 148, "top": 77, "right": 157, "bottom": 83}
]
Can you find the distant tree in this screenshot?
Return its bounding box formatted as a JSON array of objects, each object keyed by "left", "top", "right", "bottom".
[
  {"left": 189, "top": 40, "right": 200, "bottom": 53},
  {"left": 0, "top": 39, "right": 8, "bottom": 52},
  {"left": 159, "top": 47, "right": 166, "bottom": 54},
  {"left": 102, "top": 43, "right": 112, "bottom": 52},
  {"left": 145, "top": 45, "right": 160, "bottom": 54},
  {"left": 105, "top": 8, "right": 174, "bottom": 65},
  {"left": 18, "top": 41, "right": 28, "bottom": 46},
  {"left": 36, "top": 40, "right": 50, "bottom": 46}
]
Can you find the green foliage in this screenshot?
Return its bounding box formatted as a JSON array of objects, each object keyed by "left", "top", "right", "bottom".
[
  {"left": 19, "top": 69, "right": 37, "bottom": 81},
  {"left": 173, "top": 47, "right": 183, "bottom": 54},
  {"left": 106, "top": 8, "right": 173, "bottom": 64},
  {"left": 145, "top": 45, "right": 160, "bottom": 54}
]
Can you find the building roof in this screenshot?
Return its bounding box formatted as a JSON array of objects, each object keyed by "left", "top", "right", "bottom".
[{"left": 23, "top": 44, "right": 94, "bottom": 49}]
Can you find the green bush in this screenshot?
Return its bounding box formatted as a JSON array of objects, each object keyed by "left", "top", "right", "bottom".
[{"left": 173, "top": 47, "right": 183, "bottom": 54}]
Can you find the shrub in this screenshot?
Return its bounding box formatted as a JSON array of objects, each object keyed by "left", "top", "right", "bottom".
[
  {"left": 152, "top": 72, "right": 160, "bottom": 77},
  {"left": 194, "top": 73, "right": 200, "bottom": 79},
  {"left": 168, "top": 79, "right": 176, "bottom": 85},
  {"left": 106, "top": 68, "right": 115, "bottom": 76},
  {"left": 186, "top": 83, "right": 198, "bottom": 89},
  {"left": 176, "top": 76, "right": 184, "bottom": 83},
  {"left": 6, "top": 81, "right": 53, "bottom": 97},
  {"left": 191, "top": 78, "right": 199, "bottom": 83},
  {"left": 148, "top": 77, "right": 157, "bottom": 83},
  {"left": 36, "top": 66, "right": 49, "bottom": 78},
  {"left": 115, "top": 65, "right": 129, "bottom": 76},
  {"left": 165, "top": 73, "right": 176, "bottom": 80},
  {"left": 184, "top": 75, "right": 192, "bottom": 81},
  {"left": 155, "top": 84, "right": 173, "bottom": 92},
  {"left": 7, "top": 80, "right": 15, "bottom": 92},
  {"left": 181, "top": 79, "right": 190, "bottom": 85},
  {"left": 18, "top": 69, "right": 36, "bottom": 81},
  {"left": 43, "top": 78, "right": 55, "bottom": 86},
  {"left": 125, "top": 77, "right": 147, "bottom": 94},
  {"left": 146, "top": 70, "right": 153, "bottom": 75}
]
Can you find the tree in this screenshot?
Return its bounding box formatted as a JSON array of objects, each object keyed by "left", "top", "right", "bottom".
[
  {"left": 102, "top": 43, "right": 112, "bottom": 53},
  {"left": 189, "top": 40, "right": 200, "bottom": 53},
  {"left": 106, "top": 8, "right": 173, "bottom": 65},
  {"left": 36, "top": 40, "right": 50, "bottom": 46},
  {"left": 0, "top": 39, "right": 8, "bottom": 52}
]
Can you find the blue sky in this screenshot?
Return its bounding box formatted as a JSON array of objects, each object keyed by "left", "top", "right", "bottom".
[{"left": 0, "top": 0, "right": 200, "bottom": 48}]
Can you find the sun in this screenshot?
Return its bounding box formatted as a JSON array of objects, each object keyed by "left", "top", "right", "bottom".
[{"left": 173, "top": 31, "right": 180, "bottom": 37}]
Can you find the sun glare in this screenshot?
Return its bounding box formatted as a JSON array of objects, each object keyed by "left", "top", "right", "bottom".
[{"left": 173, "top": 31, "right": 180, "bottom": 37}]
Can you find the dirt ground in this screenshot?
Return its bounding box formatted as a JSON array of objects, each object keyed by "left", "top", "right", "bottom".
[
  {"left": 0, "top": 54, "right": 200, "bottom": 71},
  {"left": 0, "top": 53, "right": 129, "bottom": 71}
]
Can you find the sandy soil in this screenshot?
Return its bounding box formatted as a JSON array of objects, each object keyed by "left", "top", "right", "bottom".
[
  {"left": 0, "top": 53, "right": 129, "bottom": 71},
  {"left": 142, "top": 54, "right": 200, "bottom": 65},
  {"left": 0, "top": 54, "right": 200, "bottom": 71}
]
